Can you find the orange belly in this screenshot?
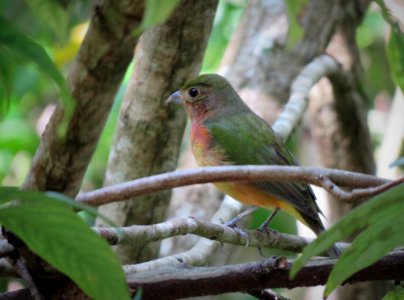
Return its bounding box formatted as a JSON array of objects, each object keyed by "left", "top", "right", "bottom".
[{"left": 215, "top": 181, "right": 307, "bottom": 225}]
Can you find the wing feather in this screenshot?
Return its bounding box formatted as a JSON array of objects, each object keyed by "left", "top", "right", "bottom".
[{"left": 205, "top": 112, "right": 321, "bottom": 220}]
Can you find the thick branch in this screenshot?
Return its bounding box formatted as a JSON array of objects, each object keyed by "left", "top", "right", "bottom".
[
  {"left": 126, "top": 251, "right": 404, "bottom": 299},
  {"left": 77, "top": 166, "right": 393, "bottom": 206}
]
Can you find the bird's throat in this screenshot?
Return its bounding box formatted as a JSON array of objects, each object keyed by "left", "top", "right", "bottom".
[{"left": 185, "top": 101, "right": 209, "bottom": 123}]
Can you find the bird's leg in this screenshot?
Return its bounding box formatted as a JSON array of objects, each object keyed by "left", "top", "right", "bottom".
[
  {"left": 256, "top": 208, "right": 280, "bottom": 257},
  {"left": 223, "top": 206, "right": 258, "bottom": 245},
  {"left": 224, "top": 206, "right": 258, "bottom": 227},
  {"left": 258, "top": 208, "right": 280, "bottom": 232}
]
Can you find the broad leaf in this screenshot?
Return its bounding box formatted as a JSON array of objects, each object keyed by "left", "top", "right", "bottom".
[
  {"left": 0, "top": 187, "right": 113, "bottom": 224},
  {"left": 0, "top": 188, "right": 127, "bottom": 300},
  {"left": 134, "top": 0, "right": 180, "bottom": 35},
  {"left": 291, "top": 184, "right": 404, "bottom": 296},
  {"left": 0, "top": 16, "right": 74, "bottom": 116}
]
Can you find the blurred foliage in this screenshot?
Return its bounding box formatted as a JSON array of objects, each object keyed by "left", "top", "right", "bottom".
[
  {"left": 284, "top": 0, "right": 308, "bottom": 48},
  {"left": 202, "top": 0, "right": 245, "bottom": 72},
  {"left": 291, "top": 184, "right": 404, "bottom": 297},
  {"left": 134, "top": 0, "right": 181, "bottom": 36}
]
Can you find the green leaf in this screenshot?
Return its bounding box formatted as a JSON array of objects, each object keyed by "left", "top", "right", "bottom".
[
  {"left": 291, "top": 184, "right": 404, "bottom": 294},
  {"left": 134, "top": 0, "right": 180, "bottom": 35},
  {"left": 375, "top": 0, "right": 404, "bottom": 92},
  {"left": 0, "top": 187, "right": 114, "bottom": 226},
  {"left": 0, "top": 119, "right": 39, "bottom": 154},
  {"left": 383, "top": 286, "right": 404, "bottom": 300},
  {"left": 26, "top": 0, "right": 69, "bottom": 41},
  {"left": 0, "top": 188, "right": 129, "bottom": 300},
  {"left": 374, "top": 0, "right": 400, "bottom": 30},
  {"left": 0, "top": 48, "right": 14, "bottom": 119},
  {"left": 0, "top": 16, "right": 74, "bottom": 118},
  {"left": 325, "top": 215, "right": 404, "bottom": 295},
  {"left": 284, "top": 0, "right": 308, "bottom": 48},
  {"left": 387, "top": 30, "right": 404, "bottom": 93}
]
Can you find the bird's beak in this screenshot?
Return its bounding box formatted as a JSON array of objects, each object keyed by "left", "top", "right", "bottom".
[{"left": 165, "top": 91, "right": 183, "bottom": 104}]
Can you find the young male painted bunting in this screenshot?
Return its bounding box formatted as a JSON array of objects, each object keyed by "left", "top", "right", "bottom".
[{"left": 166, "top": 74, "right": 340, "bottom": 258}]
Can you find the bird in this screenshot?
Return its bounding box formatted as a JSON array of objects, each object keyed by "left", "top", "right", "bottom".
[{"left": 166, "top": 73, "right": 340, "bottom": 258}]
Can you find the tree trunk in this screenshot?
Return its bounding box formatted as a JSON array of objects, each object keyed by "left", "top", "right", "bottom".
[
  {"left": 96, "top": 0, "right": 219, "bottom": 264},
  {"left": 17, "top": 0, "right": 146, "bottom": 297}
]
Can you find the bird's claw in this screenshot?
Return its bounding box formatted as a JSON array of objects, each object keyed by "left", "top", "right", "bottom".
[
  {"left": 257, "top": 224, "right": 278, "bottom": 235},
  {"left": 222, "top": 221, "right": 250, "bottom": 247}
]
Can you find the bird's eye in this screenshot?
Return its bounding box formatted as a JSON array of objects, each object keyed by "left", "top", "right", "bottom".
[{"left": 188, "top": 88, "right": 199, "bottom": 98}]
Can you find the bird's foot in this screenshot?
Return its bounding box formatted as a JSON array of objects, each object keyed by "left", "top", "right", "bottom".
[
  {"left": 222, "top": 220, "right": 250, "bottom": 246},
  {"left": 257, "top": 223, "right": 278, "bottom": 235}
]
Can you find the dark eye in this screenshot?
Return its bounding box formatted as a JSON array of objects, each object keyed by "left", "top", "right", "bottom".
[{"left": 188, "top": 88, "right": 199, "bottom": 98}]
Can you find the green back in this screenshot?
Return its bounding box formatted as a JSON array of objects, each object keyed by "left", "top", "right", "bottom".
[{"left": 204, "top": 111, "right": 321, "bottom": 221}]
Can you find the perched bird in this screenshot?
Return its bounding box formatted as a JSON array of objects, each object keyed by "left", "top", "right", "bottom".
[{"left": 167, "top": 74, "right": 340, "bottom": 258}]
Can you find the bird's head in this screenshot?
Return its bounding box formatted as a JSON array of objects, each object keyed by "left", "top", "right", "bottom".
[{"left": 166, "top": 74, "right": 245, "bottom": 123}]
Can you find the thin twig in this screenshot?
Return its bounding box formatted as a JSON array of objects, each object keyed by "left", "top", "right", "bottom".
[{"left": 76, "top": 166, "right": 391, "bottom": 206}]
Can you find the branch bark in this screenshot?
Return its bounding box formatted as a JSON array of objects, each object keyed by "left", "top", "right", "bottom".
[
  {"left": 95, "top": 216, "right": 350, "bottom": 254},
  {"left": 126, "top": 251, "right": 404, "bottom": 299},
  {"left": 77, "top": 166, "right": 394, "bottom": 206}
]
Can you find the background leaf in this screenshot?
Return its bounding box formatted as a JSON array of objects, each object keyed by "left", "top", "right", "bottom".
[
  {"left": 26, "top": 0, "right": 69, "bottom": 41},
  {"left": 134, "top": 0, "right": 180, "bottom": 35},
  {"left": 0, "top": 48, "right": 14, "bottom": 118},
  {"left": 284, "top": 0, "right": 308, "bottom": 48},
  {"left": 383, "top": 286, "right": 404, "bottom": 300},
  {"left": 0, "top": 188, "right": 128, "bottom": 300},
  {"left": 0, "top": 16, "right": 73, "bottom": 116},
  {"left": 291, "top": 184, "right": 404, "bottom": 296},
  {"left": 387, "top": 30, "right": 404, "bottom": 93}
]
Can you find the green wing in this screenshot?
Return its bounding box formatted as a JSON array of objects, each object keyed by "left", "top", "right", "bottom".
[{"left": 205, "top": 112, "right": 321, "bottom": 220}]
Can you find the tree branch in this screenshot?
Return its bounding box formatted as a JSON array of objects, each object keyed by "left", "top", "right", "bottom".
[
  {"left": 126, "top": 251, "right": 404, "bottom": 299},
  {"left": 272, "top": 55, "right": 340, "bottom": 140},
  {"left": 77, "top": 166, "right": 396, "bottom": 206},
  {"left": 95, "top": 217, "right": 307, "bottom": 251},
  {"left": 95, "top": 216, "right": 349, "bottom": 254}
]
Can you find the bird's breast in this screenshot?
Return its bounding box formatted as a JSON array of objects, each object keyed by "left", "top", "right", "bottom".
[{"left": 190, "top": 123, "right": 229, "bottom": 167}]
